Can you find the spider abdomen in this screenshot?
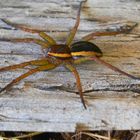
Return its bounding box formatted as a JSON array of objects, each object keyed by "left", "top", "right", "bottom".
[
  {"left": 71, "top": 41, "right": 103, "bottom": 57},
  {"left": 48, "top": 44, "right": 72, "bottom": 59}
]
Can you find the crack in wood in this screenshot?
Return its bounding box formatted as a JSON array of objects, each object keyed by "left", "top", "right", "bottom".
[{"left": 34, "top": 82, "right": 140, "bottom": 94}]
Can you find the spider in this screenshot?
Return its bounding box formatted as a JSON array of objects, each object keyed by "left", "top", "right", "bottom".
[{"left": 0, "top": 0, "right": 139, "bottom": 109}]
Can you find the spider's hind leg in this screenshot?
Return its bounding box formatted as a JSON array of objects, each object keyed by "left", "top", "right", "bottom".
[
  {"left": 65, "top": 63, "right": 86, "bottom": 109},
  {"left": 74, "top": 56, "right": 140, "bottom": 80},
  {"left": 90, "top": 56, "right": 140, "bottom": 80}
]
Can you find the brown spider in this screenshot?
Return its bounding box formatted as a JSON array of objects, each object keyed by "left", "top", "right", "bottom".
[{"left": 0, "top": 0, "right": 139, "bottom": 109}]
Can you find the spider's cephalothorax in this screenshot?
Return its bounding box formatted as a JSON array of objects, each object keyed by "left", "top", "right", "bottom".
[
  {"left": 0, "top": 0, "right": 139, "bottom": 109},
  {"left": 48, "top": 44, "right": 72, "bottom": 59}
]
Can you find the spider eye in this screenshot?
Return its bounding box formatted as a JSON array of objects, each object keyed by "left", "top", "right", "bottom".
[{"left": 71, "top": 41, "right": 103, "bottom": 57}]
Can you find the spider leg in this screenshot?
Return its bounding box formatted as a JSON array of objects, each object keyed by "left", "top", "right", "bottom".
[
  {"left": 39, "top": 32, "right": 56, "bottom": 45},
  {"left": 74, "top": 56, "right": 140, "bottom": 80},
  {"left": 0, "top": 59, "right": 51, "bottom": 72},
  {"left": 82, "top": 23, "right": 137, "bottom": 41},
  {"left": 65, "top": 63, "right": 86, "bottom": 109},
  {"left": 1, "top": 19, "right": 56, "bottom": 45},
  {"left": 0, "top": 63, "right": 57, "bottom": 93},
  {"left": 65, "top": 0, "right": 87, "bottom": 46},
  {"left": 74, "top": 57, "right": 89, "bottom": 65},
  {"left": 1, "top": 19, "right": 45, "bottom": 33},
  {"left": 90, "top": 56, "right": 140, "bottom": 80},
  {"left": 0, "top": 38, "right": 50, "bottom": 49}
]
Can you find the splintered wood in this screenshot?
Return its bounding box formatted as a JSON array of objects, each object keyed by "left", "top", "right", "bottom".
[{"left": 0, "top": 0, "right": 140, "bottom": 132}]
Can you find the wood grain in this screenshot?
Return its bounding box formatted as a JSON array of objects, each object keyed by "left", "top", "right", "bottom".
[{"left": 0, "top": 0, "right": 140, "bottom": 132}]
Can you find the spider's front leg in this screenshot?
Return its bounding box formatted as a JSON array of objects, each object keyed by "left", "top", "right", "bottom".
[
  {"left": 1, "top": 19, "right": 56, "bottom": 45},
  {"left": 0, "top": 38, "right": 50, "bottom": 51},
  {"left": 0, "top": 58, "right": 59, "bottom": 93},
  {"left": 1, "top": 19, "right": 45, "bottom": 33},
  {"left": 0, "top": 59, "right": 52, "bottom": 72},
  {"left": 65, "top": 0, "right": 87, "bottom": 46}
]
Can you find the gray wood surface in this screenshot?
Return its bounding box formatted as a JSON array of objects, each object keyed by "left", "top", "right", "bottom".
[{"left": 0, "top": 0, "right": 140, "bottom": 132}]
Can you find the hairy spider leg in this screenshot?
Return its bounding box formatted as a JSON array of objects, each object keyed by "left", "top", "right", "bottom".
[
  {"left": 0, "top": 63, "right": 57, "bottom": 93},
  {"left": 65, "top": 63, "right": 86, "bottom": 109},
  {"left": 0, "top": 59, "right": 53, "bottom": 72},
  {"left": 82, "top": 23, "right": 137, "bottom": 41},
  {"left": 90, "top": 56, "right": 140, "bottom": 80},
  {"left": 1, "top": 19, "right": 56, "bottom": 45},
  {"left": 39, "top": 32, "right": 56, "bottom": 45},
  {"left": 74, "top": 57, "right": 90, "bottom": 65},
  {"left": 74, "top": 56, "right": 140, "bottom": 80},
  {"left": 0, "top": 38, "right": 50, "bottom": 50},
  {"left": 1, "top": 19, "right": 45, "bottom": 33},
  {"left": 65, "top": 0, "right": 87, "bottom": 46}
]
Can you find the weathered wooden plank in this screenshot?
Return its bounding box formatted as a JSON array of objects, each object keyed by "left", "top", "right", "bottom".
[{"left": 0, "top": 0, "right": 140, "bottom": 132}]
